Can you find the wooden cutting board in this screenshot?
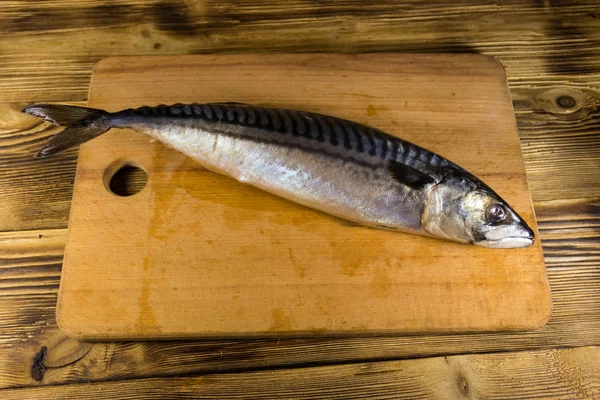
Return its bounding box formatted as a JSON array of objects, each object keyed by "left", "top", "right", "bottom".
[{"left": 57, "top": 54, "right": 551, "bottom": 340}]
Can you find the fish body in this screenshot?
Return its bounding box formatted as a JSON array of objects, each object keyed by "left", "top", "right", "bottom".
[{"left": 24, "top": 103, "right": 535, "bottom": 248}]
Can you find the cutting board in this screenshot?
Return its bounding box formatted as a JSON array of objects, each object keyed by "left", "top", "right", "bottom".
[{"left": 56, "top": 54, "right": 551, "bottom": 340}]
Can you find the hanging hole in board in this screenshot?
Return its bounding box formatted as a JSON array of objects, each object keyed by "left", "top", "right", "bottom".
[{"left": 104, "top": 161, "right": 148, "bottom": 197}]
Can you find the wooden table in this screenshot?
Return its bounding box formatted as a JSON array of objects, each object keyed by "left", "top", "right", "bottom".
[{"left": 0, "top": 1, "right": 598, "bottom": 398}]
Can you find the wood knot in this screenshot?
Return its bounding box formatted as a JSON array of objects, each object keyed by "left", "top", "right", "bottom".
[
  {"left": 517, "top": 87, "right": 599, "bottom": 116},
  {"left": 44, "top": 335, "right": 94, "bottom": 368},
  {"left": 31, "top": 346, "right": 47, "bottom": 382},
  {"left": 540, "top": 88, "right": 587, "bottom": 114},
  {"left": 556, "top": 95, "right": 577, "bottom": 109}
]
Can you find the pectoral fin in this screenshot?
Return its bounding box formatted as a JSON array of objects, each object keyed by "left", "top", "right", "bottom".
[{"left": 387, "top": 160, "right": 435, "bottom": 190}]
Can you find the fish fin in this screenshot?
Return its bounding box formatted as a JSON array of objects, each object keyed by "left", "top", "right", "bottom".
[
  {"left": 34, "top": 124, "right": 111, "bottom": 158},
  {"left": 22, "top": 104, "right": 106, "bottom": 126},
  {"left": 22, "top": 104, "right": 111, "bottom": 158},
  {"left": 387, "top": 160, "right": 435, "bottom": 190}
]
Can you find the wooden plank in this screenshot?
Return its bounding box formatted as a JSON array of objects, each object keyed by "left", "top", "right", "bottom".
[
  {"left": 0, "top": 196, "right": 597, "bottom": 387},
  {"left": 1, "top": 1, "right": 600, "bottom": 102},
  {"left": 3, "top": 346, "right": 599, "bottom": 399},
  {"left": 0, "top": 229, "right": 64, "bottom": 297},
  {"left": 0, "top": 230, "right": 65, "bottom": 387},
  {"left": 0, "top": 103, "right": 81, "bottom": 232},
  {"left": 55, "top": 53, "right": 549, "bottom": 339},
  {"left": 512, "top": 86, "right": 600, "bottom": 202}
]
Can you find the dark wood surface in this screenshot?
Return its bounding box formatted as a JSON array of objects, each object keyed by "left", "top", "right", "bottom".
[{"left": 0, "top": 1, "right": 599, "bottom": 398}]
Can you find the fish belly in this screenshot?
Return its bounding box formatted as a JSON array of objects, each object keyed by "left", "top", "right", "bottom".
[{"left": 139, "top": 122, "right": 426, "bottom": 233}]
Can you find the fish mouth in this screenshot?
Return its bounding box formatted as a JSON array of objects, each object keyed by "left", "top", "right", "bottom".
[
  {"left": 475, "top": 224, "right": 535, "bottom": 249},
  {"left": 476, "top": 236, "right": 534, "bottom": 249}
]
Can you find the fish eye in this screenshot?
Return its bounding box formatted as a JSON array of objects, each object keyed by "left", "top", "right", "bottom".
[{"left": 486, "top": 203, "right": 507, "bottom": 224}]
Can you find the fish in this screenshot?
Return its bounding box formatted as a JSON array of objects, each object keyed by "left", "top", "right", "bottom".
[{"left": 23, "top": 102, "right": 535, "bottom": 248}]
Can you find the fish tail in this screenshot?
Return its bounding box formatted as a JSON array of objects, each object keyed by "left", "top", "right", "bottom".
[{"left": 22, "top": 104, "right": 111, "bottom": 158}]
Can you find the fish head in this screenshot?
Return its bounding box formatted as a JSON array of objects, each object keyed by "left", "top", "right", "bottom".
[{"left": 422, "top": 172, "right": 535, "bottom": 249}]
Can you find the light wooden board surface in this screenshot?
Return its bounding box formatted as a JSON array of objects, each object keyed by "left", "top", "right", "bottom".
[{"left": 55, "top": 54, "right": 550, "bottom": 339}]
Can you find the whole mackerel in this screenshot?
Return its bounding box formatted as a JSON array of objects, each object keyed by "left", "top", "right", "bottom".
[{"left": 24, "top": 102, "right": 534, "bottom": 248}]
